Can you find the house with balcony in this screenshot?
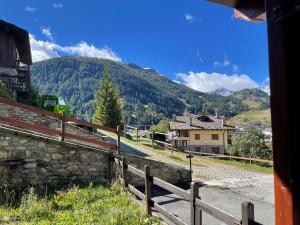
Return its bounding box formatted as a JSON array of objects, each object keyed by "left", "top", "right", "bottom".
[
  {"left": 169, "top": 115, "right": 235, "bottom": 154},
  {"left": 0, "top": 20, "right": 32, "bottom": 95}
]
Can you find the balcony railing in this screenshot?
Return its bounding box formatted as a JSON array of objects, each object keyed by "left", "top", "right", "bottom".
[{"left": 0, "top": 65, "right": 30, "bottom": 93}]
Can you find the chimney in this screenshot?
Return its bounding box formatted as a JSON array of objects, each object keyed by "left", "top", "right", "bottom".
[
  {"left": 173, "top": 114, "right": 176, "bottom": 122},
  {"left": 222, "top": 117, "right": 226, "bottom": 126},
  {"left": 188, "top": 117, "right": 192, "bottom": 126},
  {"left": 215, "top": 108, "right": 218, "bottom": 117}
]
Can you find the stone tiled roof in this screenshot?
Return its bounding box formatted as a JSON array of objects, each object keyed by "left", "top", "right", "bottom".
[{"left": 169, "top": 115, "right": 235, "bottom": 131}]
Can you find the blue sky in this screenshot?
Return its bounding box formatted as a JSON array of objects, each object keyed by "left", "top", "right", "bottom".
[{"left": 1, "top": 0, "right": 269, "bottom": 93}]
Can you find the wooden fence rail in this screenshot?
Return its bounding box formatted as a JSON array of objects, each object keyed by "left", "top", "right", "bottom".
[
  {"left": 185, "top": 151, "right": 273, "bottom": 165},
  {"left": 112, "top": 157, "right": 262, "bottom": 225},
  {"left": 123, "top": 126, "right": 273, "bottom": 166},
  {"left": 0, "top": 97, "right": 117, "bottom": 133},
  {"left": 0, "top": 115, "right": 117, "bottom": 150}
]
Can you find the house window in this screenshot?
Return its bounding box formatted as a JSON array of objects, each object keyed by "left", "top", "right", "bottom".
[
  {"left": 212, "top": 134, "right": 219, "bottom": 140},
  {"left": 195, "top": 134, "right": 200, "bottom": 140},
  {"left": 179, "top": 130, "right": 189, "bottom": 137},
  {"left": 212, "top": 147, "right": 220, "bottom": 154},
  {"left": 182, "top": 140, "right": 188, "bottom": 147}
]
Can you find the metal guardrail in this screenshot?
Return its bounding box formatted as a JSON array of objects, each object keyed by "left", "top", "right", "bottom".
[{"left": 113, "top": 157, "right": 262, "bottom": 225}]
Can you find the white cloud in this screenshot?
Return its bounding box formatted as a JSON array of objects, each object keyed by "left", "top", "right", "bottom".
[
  {"left": 41, "top": 27, "right": 53, "bottom": 41},
  {"left": 185, "top": 14, "right": 194, "bottom": 22},
  {"left": 25, "top": 6, "right": 36, "bottom": 12},
  {"left": 232, "top": 64, "right": 239, "bottom": 73},
  {"left": 172, "top": 80, "right": 181, "bottom": 84},
  {"left": 53, "top": 3, "right": 63, "bottom": 8},
  {"left": 196, "top": 50, "right": 204, "bottom": 62},
  {"left": 176, "top": 71, "right": 259, "bottom": 92},
  {"left": 260, "top": 77, "right": 270, "bottom": 95},
  {"left": 29, "top": 34, "right": 60, "bottom": 62},
  {"left": 214, "top": 56, "right": 231, "bottom": 67},
  {"left": 29, "top": 34, "right": 122, "bottom": 62}
]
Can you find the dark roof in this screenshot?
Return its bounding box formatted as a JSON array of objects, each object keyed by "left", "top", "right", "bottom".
[
  {"left": 170, "top": 115, "right": 235, "bottom": 131},
  {"left": 206, "top": 0, "right": 266, "bottom": 22},
  {"left": 0, "top": 20, "right": 32, "bottom": 65},
  {"left": 206, "top": 0, "right": 264, "bottom": 9}
]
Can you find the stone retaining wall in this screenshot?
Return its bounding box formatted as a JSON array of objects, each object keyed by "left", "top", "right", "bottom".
[
  {"left": 0, "top": 126, "right": 190, "bottom": 188},
  {"left": 114, "top": 154, "right": 190, "bottom": 188},
  {"left": 0, "top": 128, "right": 111, "bottom": 186}
]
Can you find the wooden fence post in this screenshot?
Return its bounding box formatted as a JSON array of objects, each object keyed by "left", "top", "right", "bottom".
[
  {"left": 124, "top": 125, "right": 126, "bottom": 138},
  {"left": 60, "top": 111, "right": 65, "bottom": 141},
  {"left": 151, "top": 131, "right": 154, "bottom": 149},
  {"left": 242, "top": 201, "right": 254, "bottom": 225},
  {"left": 121, "top": 156, "right": 127, "bottom": 188},
  {"left": 171, "top": 134, "right": 174, "bottom": 154},
  {"left": 191, "top": 182, "right": 202, "bottom": 225},
  {"left": 136, "top": 127, "right": 139, "bottom": 143},
  {"left": 108, "top": 153, "right": 113, "bottom": 184},
  {"left": 117, "top": 126, "right": 120, "bottom": 155},
  {"left": 145, "top": 165, "right": 152, "bottom": 216}
]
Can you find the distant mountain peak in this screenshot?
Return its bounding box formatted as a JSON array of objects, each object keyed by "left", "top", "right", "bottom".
[{"left": 210, "top": 87, "right": 233, "bottom": 96}]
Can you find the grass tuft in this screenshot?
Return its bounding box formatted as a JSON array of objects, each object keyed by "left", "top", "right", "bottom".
[{"left": 0, "top": 183, "right": 160, "bottom": 225}]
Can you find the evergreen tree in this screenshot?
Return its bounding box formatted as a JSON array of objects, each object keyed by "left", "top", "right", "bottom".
[{"left": 93, "top": 67, "right": 122, "bottom": 128}]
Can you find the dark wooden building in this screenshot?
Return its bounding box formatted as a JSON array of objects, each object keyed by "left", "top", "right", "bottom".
[{"left": 0, "top": 20, "right": 32, "bottom": 94}]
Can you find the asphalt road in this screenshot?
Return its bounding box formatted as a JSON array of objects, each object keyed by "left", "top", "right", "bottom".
[{"left": 151, "top": 185, "right": 274, "bottom": 225}]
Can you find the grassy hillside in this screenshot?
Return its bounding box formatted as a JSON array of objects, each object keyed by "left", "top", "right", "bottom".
[
  {"left": 231, "top": 109, "right": 271, "bottom": 126},
  {"left": 231, "top": 89, "right": 270, "bottom": 110},
  {"left": 0, "top": 184, "right": 160, "bottom": 225},
  {"left": 31, "top": 57, "right": 268, "bottom": 124}
]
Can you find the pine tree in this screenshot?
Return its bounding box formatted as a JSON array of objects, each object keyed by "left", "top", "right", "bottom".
[{"left": 93, "top": 67, "right": 122, "bottom": 128}]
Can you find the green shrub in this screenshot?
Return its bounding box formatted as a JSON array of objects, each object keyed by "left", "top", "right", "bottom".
[{"left": 228, "top": 128, "right": 272, "bottom": 160}]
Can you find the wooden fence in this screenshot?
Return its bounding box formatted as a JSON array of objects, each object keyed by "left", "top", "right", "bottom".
[
  {"left": 0, "top": 115, "right": 117, "bottom": 150},
  {"left": 0, "top": 97, "right": 120, "bottom": 150},
  {"left": 124, "top": 125, "right": 273, "bottom": 166},
  {"left": 113, "top": 156, "right": 263, "bottom": 225}
]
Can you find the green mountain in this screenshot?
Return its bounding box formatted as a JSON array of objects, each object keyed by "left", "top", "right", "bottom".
[
  {"left": 30, "top": 57, "right": 268, "bottom": 124},
  {"left": 231, "top": 88, "right": 270, "bottom": 110}
]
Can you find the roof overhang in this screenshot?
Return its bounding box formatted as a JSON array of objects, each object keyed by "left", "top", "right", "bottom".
[
  {"left": 207, "top": 0, "right": 266, "bottom": 23},
  {"left": 0, "top": 20, "right": 32, "bottom": 65}
]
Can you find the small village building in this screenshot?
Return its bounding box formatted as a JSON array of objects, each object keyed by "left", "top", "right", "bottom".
[
  {"left": 0, "top": 20, "right": 32, "bottom": 94},
  {"left": 169, "top": 115, "right": 235, "bottom": 154}
]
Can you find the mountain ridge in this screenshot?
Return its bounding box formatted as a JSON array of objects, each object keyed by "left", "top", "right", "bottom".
[{"left": 30, "top": 57, "right": 269, "bottom": 124}]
